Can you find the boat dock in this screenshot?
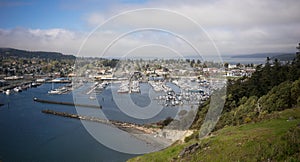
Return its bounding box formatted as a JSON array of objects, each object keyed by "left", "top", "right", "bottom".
[
  {"left": 86, "top": 81, "right": 109, "bottom": 95},
  {"left": 0, "top": 81, "right": 39, "bottom": 93},
  {"left": 148, "top": 81, "right": 172, "bottom": 92},
  {"left": 117, "top": 80, "right": 140, "bottom": 93}
]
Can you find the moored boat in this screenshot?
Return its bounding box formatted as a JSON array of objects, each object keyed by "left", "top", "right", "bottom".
[
  {"left": 5, "top": 89, "right": 10, "bottom": 95},
  {"left": 48, "top": 89, "right": 60, "bottom": 94},
  {"left": 13, "top": 87, "right": 22, "bottom": 92}
]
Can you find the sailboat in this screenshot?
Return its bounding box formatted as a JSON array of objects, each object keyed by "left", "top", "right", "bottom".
[{"left": 48, "top": 82, "right": 59, "bottom": 94}]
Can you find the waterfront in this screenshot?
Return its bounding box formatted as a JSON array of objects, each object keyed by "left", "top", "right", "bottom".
[
  {"left": 0, "top": 83, "right": 137, "bottom": 161},
  {"left": 0, "top": 82, "right": 186, "bottom": 161},
  {"left": 0, "top": 55, "right": 273, "bottom": 161}
]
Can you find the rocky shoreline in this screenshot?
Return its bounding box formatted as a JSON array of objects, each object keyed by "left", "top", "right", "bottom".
[{"left": 41, "top": 109, "right": 155, "bottom": 134}]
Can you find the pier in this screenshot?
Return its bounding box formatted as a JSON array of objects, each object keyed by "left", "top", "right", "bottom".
[{"left": 33, "top": 98, "right": 102, "bottom": 109}]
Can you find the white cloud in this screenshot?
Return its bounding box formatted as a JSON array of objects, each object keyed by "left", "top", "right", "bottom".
[
  {"left": 79, "top": 0, "right": 300, "bottom": 55},
  {"left": 1, "top": 0, "right": 300, "bottom": 57},
  {"left": 0, "top": 28, "right": 84, "bottom": 55}
]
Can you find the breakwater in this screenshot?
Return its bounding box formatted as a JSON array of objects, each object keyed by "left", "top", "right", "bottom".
[
  {"left": 41, "top": 109, "right": 155, "bottom": 134},
  {"left": 33, "top": 98, "right": 102, "bottom": 109}
]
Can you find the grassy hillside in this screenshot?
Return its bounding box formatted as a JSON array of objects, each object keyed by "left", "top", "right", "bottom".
[
  {"left": 129, "top": 52, "right": 300, "bottom": 161},
  {"left": 128, "top": 107, "right": 300, "bottom": 161}
]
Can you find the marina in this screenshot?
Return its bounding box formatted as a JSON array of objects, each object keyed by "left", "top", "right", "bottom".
[
  {"left": 1, "top": 77, "right": 73, "bottom": 95},
  {"left": 1, "top": 81, "right": 184, "bottom": 155},
  {"left": 0, "top": 83, "right": 135, "bottom": 161},
  {"left": 0, "top": 1, "right": 297, "bottom": 159},
  {"left": 0, "top": 55, "right": 228, "bottom": 161},
  {"left": 0, "top": 81, "right": 42, "bottom": 94}
]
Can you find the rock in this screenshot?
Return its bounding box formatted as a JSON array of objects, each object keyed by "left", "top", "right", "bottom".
[
  {"left": 178, "top": 143, "right": 200, "bottom": 158},
  {"left": 236, "top": 142, "right": 242, "bottom": 147},
  {"left": 287, "top": 116, "right": 295, "bottom": 121}
]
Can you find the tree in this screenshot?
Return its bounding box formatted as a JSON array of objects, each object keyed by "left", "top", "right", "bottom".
[
  {"left": 291, "top": 79, "right": 300, "bottom": 106},
  {"left": 190, "top": 59, "right": 195, "bottom": 67},
  {"left": 224, "top": 62, "right": 229, "bottom": 69},
  {"left": 260, "top": 81, "right": 292, "bottom": 112},
  {"left": 271, "top": 58, "right": 281, "bottom": 86}
]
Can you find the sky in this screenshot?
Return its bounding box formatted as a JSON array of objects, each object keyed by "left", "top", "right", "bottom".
[{"left": 0, "top": 0, "right": 299, "bottom": 57}]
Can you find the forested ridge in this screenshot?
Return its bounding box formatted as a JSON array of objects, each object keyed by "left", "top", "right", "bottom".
[
  {"left": 0, "top": 48, "right": 76, "bottom": 60},
  {"left": 192, "top": 52, "right": 300, "bottom": 133}
]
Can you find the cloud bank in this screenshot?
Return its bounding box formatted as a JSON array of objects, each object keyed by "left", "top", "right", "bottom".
[{"left": 0, "top": 0, "right": 299, "bottom": 57}]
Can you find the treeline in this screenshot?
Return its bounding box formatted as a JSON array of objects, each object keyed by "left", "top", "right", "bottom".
[
  {"left": 0, "top": 48, "right": 76, "bottom": 60},
  {"left": 225, "top": 54, "right": 300, "bottom": 111},
  {"left": 191, "top": 52, "right": 300, "bottom": 131}
]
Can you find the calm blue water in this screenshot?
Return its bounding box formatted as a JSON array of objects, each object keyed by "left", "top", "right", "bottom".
[
  {"left": 187, "top": 55, "right": 267, "bottom": 64},
  {"left": 0, "top": 83, "right": 178, "bottom": 162},
  {"left": 219, "top": 56, "right": 266, "bottom": 64}
]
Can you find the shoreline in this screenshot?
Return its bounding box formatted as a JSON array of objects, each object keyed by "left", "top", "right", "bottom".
[
  {"left": 41, "top": 109, "right": 193, "bottom": 148},
  {"left": 41, "top": 109, "right": 156, "bottom": 134}
]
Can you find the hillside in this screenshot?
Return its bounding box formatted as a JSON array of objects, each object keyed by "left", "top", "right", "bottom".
[
  {"left": 271, "top": 53, "right": 296, "bottom": 61},
  {"left": 129, "top": 108, "right": 300, "bottom": 161},
  {"left": 0, "top": 48, "right": 76, "bottom": 60},
  {"left": 129, "top": 52, "right": 300, "bottom": 161}
]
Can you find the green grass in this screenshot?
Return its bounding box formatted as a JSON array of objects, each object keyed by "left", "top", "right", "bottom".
[
  {"left": 128, "top": 108, "right": 300, "bottom": 162},
  {"left": 128, "top": 141, "right": 185, "bottom": 162}
]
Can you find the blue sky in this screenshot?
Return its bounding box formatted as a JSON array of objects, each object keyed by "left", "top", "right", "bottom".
[
  {"left": 0, "top": 0, "right": 148, "bottom": 30},
  {"left": 1, "top": 0, "right": 91, "bottom": 30},
  {"left": 0, "top": 0, "right": 300, "bottom": 57}
]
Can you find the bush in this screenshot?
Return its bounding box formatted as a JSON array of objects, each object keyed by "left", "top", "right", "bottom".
[
  {"left": 184, "top": 131, "right": 199, "bottom": 142},
  {"left": 260, "top": 81, "right": 292, "bottom": 112},
  {"left": 291, "top": 79, "right": 300, "bottom": 106},
  {"left": 244, "top": 116, "right": 252, "bottom": 123}
]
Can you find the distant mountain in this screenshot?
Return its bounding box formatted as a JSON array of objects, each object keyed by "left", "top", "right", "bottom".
[
  {"left": 271, "top": 53, "right": 296, "bottom": 61},
  {"left": 0, "top": 48, "right": 76, "bottom": 60},
  {"left": 231, "top": 52, "right": 294, "bottom": 58}
]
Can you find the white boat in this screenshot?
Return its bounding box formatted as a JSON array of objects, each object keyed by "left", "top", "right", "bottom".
[
  {"left": 89, "top": 96, "right": 96, "bottom": 100},
  {"left": 31, "top": 82, "right": 38, "bottom": 87},
  {"left": 13, "top": 87, "right": 22, "bottom": 92},
  {"left": 48, "top": 89, "right": 60, "bottom": 94},
  {"left": 36, "top": 78, "right": 46, "bottom": 83},
  {"left": 117, "top": 88, "right": 129, "bottom": 93},
  {"left": 5, "top": 89, "right": 10, "bottom": 95}
]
